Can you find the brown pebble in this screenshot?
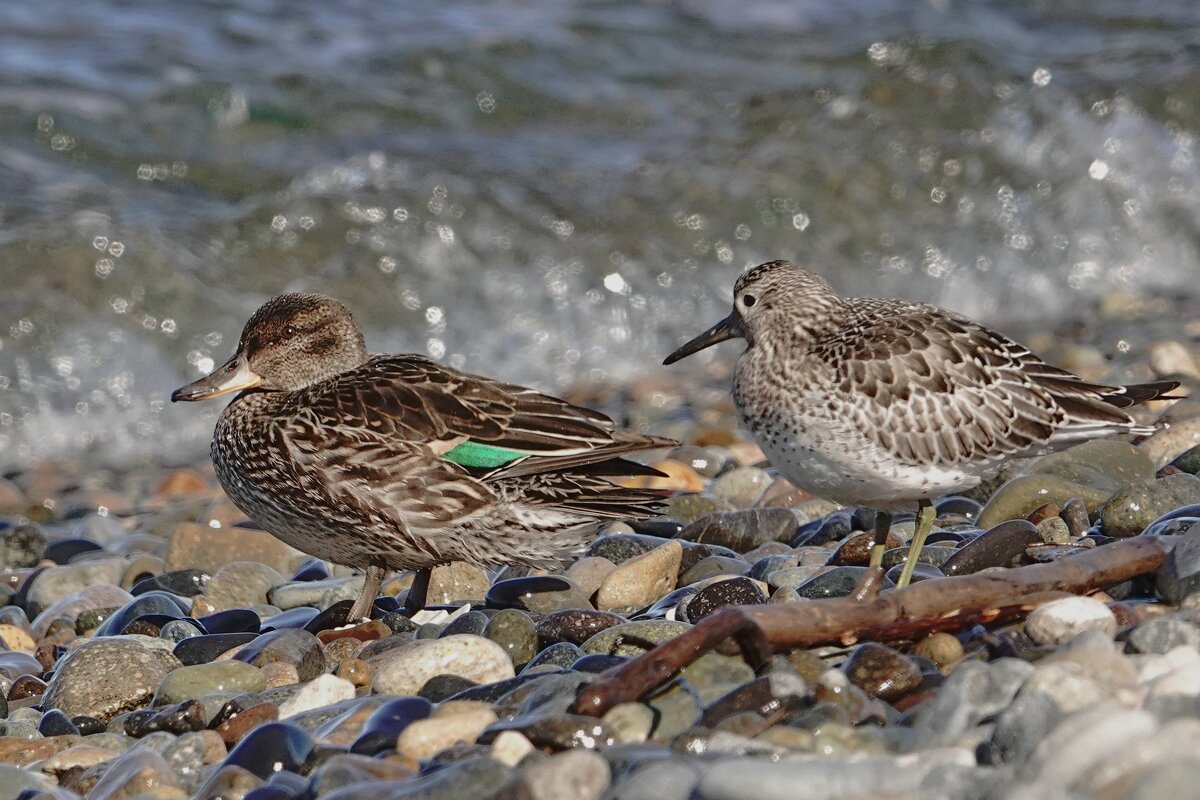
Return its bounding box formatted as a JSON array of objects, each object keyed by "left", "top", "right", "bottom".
[
  {"left": 35, "top": 641, "right": 62, "bottom": 671},
  {"left": 0, "top": 735, "right": 83, "bottom": 766},
  {"left": 7, "top": 674, "right": 48, "bottom": 701},
  {"left": 260, "top": 662, "right": 300, "bottom": 689},
  {"left": 1026, "top": 502, "right": 1061, "bottom": 525},
  {"left": 1060, "top": 497, "right": 1092, "bottom": 537},
  {"left": 190, "top": 595, "right": 219, "bottom": 617},
  {"left": 317, "top": 618, "right": 391, "bottom": 645},
  {"left": 828, "top": 530, "right": 903, "bottom": 566},
  {"left": 151, "top": 469, "right": 211, "bottom": 498},
  {"left": 910, "top": 633, "right": 964, "bottom": 670},
  {"left": 215, "top": 702, "right": 280, "bottom": 747},
  {"left": 842, "top": 642, "right": 922, "bottom": 702},
  {"left": 196, "top": 729, "right": 229, "bottom": 763},
  {"left": 0, "top": 624, "right": 35, "bottom": 652},
  {"left": 336, "top": 658, "right": 372, "bottom": 687},
  {"left": 121, "top": 619, "right": 161, "bottom": 637}
]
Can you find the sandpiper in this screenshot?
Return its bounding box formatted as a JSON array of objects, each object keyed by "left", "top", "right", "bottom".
[
  {"left": 664, "top": 260, "right": 1178, "bottom": 588},
  {"left": 173, "top": 293, "right": 673, "bottom": 620}
]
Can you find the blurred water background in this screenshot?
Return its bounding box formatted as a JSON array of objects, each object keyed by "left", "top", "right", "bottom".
[{"left": 1, "top": 0, "right": 1199, "bottom": 467}]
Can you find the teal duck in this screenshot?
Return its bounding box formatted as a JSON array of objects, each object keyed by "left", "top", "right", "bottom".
[{"left": 172, "top": 293, "right": 674, "bottom": 620}]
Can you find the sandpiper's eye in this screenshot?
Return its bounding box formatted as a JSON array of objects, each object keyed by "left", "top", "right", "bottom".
[
  {"left": 284, "top": 325, "right": 297, "bottom": 337},
  {"left": 741, "top": 294, "right": 756, "bottom": 308}
]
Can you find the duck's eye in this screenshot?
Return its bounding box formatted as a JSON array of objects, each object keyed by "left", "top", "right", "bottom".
[
  {"left": 284, "top": 325, "right": 297, "bottom": 337},
  {"left": 741, "top": 294, "right": 757, "bottom": 308}
]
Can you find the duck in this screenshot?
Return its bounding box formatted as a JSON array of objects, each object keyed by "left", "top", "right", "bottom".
[{"left": 172, "top": 292, "right": 673, "bottom": 620}]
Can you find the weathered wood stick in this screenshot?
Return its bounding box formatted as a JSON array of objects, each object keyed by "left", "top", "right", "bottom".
[{"left": 573, "top": 536, "right": 1171, "bottom": 716}]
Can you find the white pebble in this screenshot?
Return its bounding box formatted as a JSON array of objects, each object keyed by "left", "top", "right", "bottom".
[
  {"left": 1025, "top": 596, "right": 1117, "bottom": 646},
  {"left": 278, "top": 674, "right": 355, "bottom": 718}
]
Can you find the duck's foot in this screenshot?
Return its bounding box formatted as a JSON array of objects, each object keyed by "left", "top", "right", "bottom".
[
  {"left": 896, "top": 499, "right": 935, "bottom": 589},
  {"left": 348, "top": 564, "right": 386, "bottom": 622},
  {"left": 403, "top": 567, "right": 432, "bottom": 615}
]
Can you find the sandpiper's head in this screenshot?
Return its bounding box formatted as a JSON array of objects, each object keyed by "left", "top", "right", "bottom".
[
  {"left": 171, "top": 293, "right": 368, "bottom": 402},
  {"left": 663, "top": 260, "right": 841, "bottom": 364}
]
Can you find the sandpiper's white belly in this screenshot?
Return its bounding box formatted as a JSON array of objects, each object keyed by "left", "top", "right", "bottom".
[
  {"left": 734, "top": 350, "right": 992, "bottom": 511},
  {"left": 754, "top": 429, "right": 985, "bottom": 510}
]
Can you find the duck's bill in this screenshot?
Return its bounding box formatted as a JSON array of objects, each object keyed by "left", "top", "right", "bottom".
[
  {"left": 171, "top": 351, "right": 262, "bottom": 402},
  {"left": 663, "top": 315, "right": 738, "bottom": 365}
]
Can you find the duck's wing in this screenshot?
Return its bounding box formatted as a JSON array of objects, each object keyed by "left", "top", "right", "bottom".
[
  {"left": 295, "top": 354, "right": 673, "bottom": 478},
  {"left": 826, "top": 301, "right": 1177, "bottom": 466}
]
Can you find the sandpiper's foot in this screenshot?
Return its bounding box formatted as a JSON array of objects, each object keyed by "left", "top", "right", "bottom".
[
  {"left": 896, "top": 499, "right": 935, "bottom": 589},
  {"left": 403, "top": 567, "right": 432, "bottom": 615},
  {"left": 348, "top": 564, "right": 386, "bottom": 622}
]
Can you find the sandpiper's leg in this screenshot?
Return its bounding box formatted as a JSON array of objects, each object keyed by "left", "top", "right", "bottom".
[
  {"left": 403, "top": 567, "right": 432, "bottom": 615},
  {"left": 349, "top": 564, "right": 386, "bottom": 622},
  {"left": 867, "top": 510, "right": 893, "bottom": 569},
  {"left": 896, "top": 499, "right": 935, "bottom": 589}
]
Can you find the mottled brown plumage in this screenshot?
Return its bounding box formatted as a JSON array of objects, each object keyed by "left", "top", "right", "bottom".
[
  {"left": 173, "top": 293, "right": 673, "bottom": 619},
  {"left": 666, "top": 260, "right": 1178, "bottom": 587}
]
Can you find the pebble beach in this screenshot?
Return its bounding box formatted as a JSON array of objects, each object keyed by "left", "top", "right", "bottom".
[{"left": 0, "top": 297, "right": 1197, "bottom": 800}]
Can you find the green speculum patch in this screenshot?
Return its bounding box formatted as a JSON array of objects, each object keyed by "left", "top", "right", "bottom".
[{"left": 442, "top": 440, "right": 525, "bottom": 469}]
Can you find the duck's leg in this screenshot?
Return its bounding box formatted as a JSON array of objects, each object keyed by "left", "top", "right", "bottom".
[
  {"left": 896, "top": 499, "right": 935, "bottom": 589},
  {"left": 403, "top": 567, "right": 432, "bottom": 615},
  {"left": 349, "top": 564, "right": 386, "bottom": 622},
  {"left": 867, "top": 510, "right": 893, "bottom": 569}
]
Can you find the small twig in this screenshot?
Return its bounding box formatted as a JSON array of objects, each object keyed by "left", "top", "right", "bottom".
[{"left": 573, "top": 536, "right": 1170, "bottom": 716}]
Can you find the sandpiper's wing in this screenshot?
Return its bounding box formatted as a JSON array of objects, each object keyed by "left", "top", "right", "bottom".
[{"left": 827, "top": 300, "right": 1177, "bottom": 466}]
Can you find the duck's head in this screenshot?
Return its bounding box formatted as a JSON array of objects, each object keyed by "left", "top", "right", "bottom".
[
  {"left": 171, "top": 293, "right": 368, "bottom": 402},
  {"left": 663, "top": 260, "right": 843, "bottom": 364}
]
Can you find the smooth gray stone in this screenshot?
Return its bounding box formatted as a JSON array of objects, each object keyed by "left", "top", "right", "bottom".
[
  {"left": 983, "top": 690, "right": 1063, "bottom": 765},
  {"left": 609, "top": 759, "right": 701, "bottom": 800},
  {"left": 909, "top": 659, "right": 1034, "bottom": 749},
  {"left": 696, "top": 750, "right": 975, "bottom": 800}
]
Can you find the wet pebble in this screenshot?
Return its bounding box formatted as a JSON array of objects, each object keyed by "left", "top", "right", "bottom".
[
  {"left": 233, "top": 629, "right": 325, "bottom": 682},
  {"left": 173, "top": 632, "right": 260, "bottom": 666},
  {"left": 686, "top": 577, "right": 766, "bottom": 623},
  {"left": 535, "top": 609, "right": 626, "bottom": 647},
  {"left": 522, "top": 642, "right": 583, "bottom": 672},
  {"left": 1102, "top": 474, "right": 1200, "bottom": 537},
  {"left": 677, "top": 508, "right": 798, "bottom": 553},
  {"left": 941, "top": 520, "right": 1041, "bottom": 575},
  {"left": 794, "top": 567, "right": 891, "bottom": 599},
  {"left": 484, "top": 609, "right": 538, "bottom": 669},
  {"left": 828, "top": 529, "right": 903, "bottom": 566},
  {"left": 486, "top": 576, "right": 592, "bottom": 612},
  {"left": 842, "top": 642, "right": 922, "bottom": 702},
  {"left": 223, "top": 721, "right": 314, "bottom": 780},
  {"left": 155, "top": 660, "right": 267, "bottom": 706},
  {"left": 679, "top": 555, "right": 750, "bottom": 586}
]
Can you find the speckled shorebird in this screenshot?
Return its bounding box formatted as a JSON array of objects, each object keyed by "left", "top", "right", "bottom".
[
  {"left": 172, "top": 293, "right": 673, "bottom": 620},
  {"left": 665, "top": 260, "right": 1178, "bottom": 588}
]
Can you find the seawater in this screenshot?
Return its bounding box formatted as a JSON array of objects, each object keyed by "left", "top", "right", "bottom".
[{"left": 1, "top": 0, "right": 1198, "bottom": 466}]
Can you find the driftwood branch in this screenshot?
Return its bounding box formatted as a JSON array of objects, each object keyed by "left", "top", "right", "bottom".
[{"left": 573, "top": 536, "right": 1171, "bottom": 716}]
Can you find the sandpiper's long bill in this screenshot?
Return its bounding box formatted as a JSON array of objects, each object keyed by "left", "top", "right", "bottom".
[{"left": 665, "top": 260, "right": 1179, "bottom": 588}]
